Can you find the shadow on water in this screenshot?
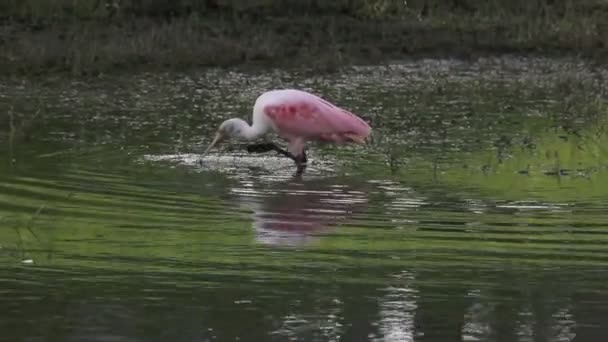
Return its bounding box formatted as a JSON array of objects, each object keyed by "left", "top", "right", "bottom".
[{"left": 1, "top": 56, "right": 608, "bottom": 341}]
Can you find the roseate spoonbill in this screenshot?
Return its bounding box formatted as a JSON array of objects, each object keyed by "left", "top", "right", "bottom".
[{"left": 202, "top": 89, "right": 372, "bottom": 173}]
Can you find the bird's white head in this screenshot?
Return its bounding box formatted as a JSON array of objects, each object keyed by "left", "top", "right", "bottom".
[{"left": 203, "top": 118, "right": 256, "bottom": 154}]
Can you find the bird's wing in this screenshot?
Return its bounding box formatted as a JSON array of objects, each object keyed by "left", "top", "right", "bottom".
[{"left": 263, "top": 96, "right": 371, "bottom": 143}]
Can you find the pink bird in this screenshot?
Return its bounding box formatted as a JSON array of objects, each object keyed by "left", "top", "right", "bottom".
[{"left": 202, "top": 89, "right": 372, "bottom": 173}]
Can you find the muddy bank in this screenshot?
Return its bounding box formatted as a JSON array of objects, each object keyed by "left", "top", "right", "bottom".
[{"left": 1, "top": 1, "right": 607, "bottom": 76}]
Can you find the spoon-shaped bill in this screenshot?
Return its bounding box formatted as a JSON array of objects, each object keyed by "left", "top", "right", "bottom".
[{"left": 202, "top": 132, "right": 223, "bottom": 155}]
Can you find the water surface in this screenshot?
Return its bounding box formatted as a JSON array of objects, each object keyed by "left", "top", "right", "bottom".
[{"left": 1, "top": 57, "right": 608, "bottom": 341}]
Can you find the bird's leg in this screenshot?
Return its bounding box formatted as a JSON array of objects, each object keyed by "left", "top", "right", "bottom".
[
  {"left": 246, "top": 142, "right": 297, "bottom": 161},
  {"left": 247, "top": 140, "right": 308, "bottom": 176},
  {"left": 288, "top": 139, "right": 308, "bottom": 175},
  {"left": 300, "top": 149, "right": 307, "bottom": 164},
  {"left": 294, "top": 151, "right": 308, "bottom": 175}
]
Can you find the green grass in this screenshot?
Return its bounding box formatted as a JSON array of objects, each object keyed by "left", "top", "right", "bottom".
[{"left": 1, "top": 0, "right": 607, "bottom": 75}]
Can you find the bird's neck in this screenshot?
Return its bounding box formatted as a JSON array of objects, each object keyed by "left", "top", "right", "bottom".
[{"left": 236, "top": 119, "right": 267, "bottom": 140}]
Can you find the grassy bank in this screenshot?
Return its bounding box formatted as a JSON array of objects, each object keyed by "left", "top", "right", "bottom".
[{"left": 1, "top": 0, "right": 607, "bottom": 76}]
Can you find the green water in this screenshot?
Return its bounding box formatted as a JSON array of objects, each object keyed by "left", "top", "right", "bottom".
[{"left": 1, "top": 57, "right": 608, "bottom": 341}]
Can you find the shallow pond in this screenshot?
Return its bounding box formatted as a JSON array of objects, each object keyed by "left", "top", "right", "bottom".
[{"left": 1, "top": 56, "right": 608, "bottom": 341}]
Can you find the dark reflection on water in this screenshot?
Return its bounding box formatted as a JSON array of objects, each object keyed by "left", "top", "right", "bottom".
[
  {"left": 230, "top": 176, "right": 369, "bottom": 247},
  {"left": 1, "top": 57, "right": 608, "bottom": 341},
  {"left": 2, "top": 265, "right": 608, "bottom": 341}
]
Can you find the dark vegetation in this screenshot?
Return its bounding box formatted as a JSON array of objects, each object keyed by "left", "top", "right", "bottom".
[{"left": 1, "top": 0, "right": 607, "bottom": 75}]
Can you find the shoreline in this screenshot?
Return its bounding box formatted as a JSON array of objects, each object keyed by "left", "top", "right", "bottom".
[{"left": 1, "top": 11, "right": 607, "bottom": 77}]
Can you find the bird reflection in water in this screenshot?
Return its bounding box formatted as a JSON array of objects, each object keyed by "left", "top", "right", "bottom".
[{"left": 230, "top": 177, "right": 369, "bottom": 247}]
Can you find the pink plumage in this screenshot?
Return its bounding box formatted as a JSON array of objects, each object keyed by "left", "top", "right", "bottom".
[{"left": 256, "top": 89, "right": 371, "bottom": 144}]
